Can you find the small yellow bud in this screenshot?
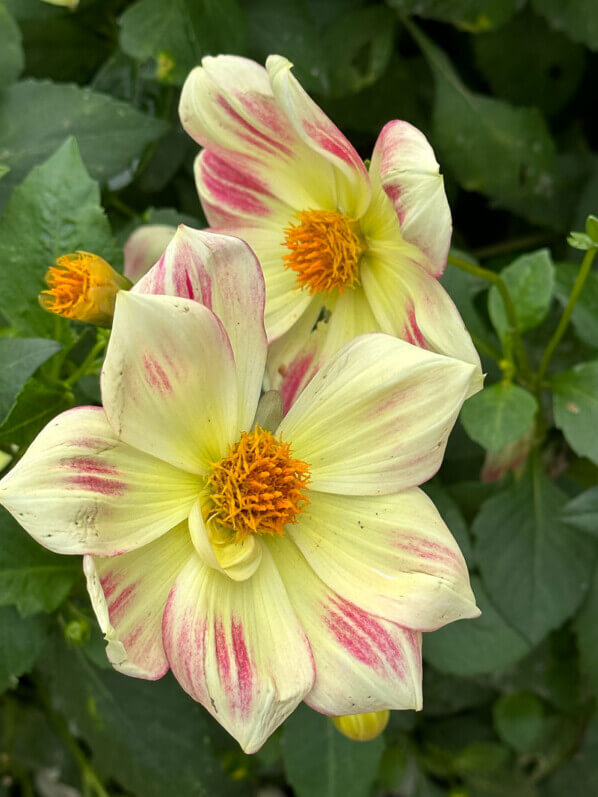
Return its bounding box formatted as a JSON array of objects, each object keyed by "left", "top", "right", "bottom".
[
  {"left": 39, "top": 251, "right": 130, "bottom": 326},
  {"left": 332, "top": 711, "right": 390, "bottom": 742}
]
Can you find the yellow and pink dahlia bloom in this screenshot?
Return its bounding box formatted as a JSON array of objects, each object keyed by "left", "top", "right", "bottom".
[
  {"left": 179, "top": 54, "right": 482, "bottom": 409},
  {"left": 0, "top": 228, "right": 479, "bottom": 752}
]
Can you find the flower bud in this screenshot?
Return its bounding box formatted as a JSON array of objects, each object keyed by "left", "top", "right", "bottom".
[
  {"left": 332, "top": 711, "right": 390, "bottom": 741},
  {"left": 41, "top": 0, "right": 79, "bottom": 8},
  {"left": 64, "top": 618, "right": 90, "bottom": 645},
  {"left": 123, "top": 224, "right": 176, "bottom": 284},
  {"left": 39, "top": 251, "right": 130, "bottom": 326}
]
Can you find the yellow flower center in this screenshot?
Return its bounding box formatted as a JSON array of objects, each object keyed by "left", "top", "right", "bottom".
[
  {"left": 39, "top": 251, "right": 129, "bottom": 326},
  {"left": 283, "top": 209, "right": 364, "bottom": 295},
  {"left": 206, "top": 427, "right": 310, "bottom": 539}
]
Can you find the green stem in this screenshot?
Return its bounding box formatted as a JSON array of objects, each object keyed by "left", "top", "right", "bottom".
[
  {"left": 537, "top": 246, "right": 597, "bottom": 385},
  {"left": 64, "top": 335, "right": 108, "bottom": 388},
  {"left": 473, "top": 232, "right": 551, "bottom": 261},
  {"left": 447, "top": 253, "right": 531, "bottom": 378},
  {"left": 34, "top": 680, "right": 110, "bottom": 797}
]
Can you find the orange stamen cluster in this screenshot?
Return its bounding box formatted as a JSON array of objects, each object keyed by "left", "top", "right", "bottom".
[
  {"left": 207, "top": 427, "right": 310, "bottom": 538},
  {"left": 283, "top": 209, "right": 364, "bottom": 295},
  {"left": 39, "top": 251, "right": 129, "bottom": 326}
]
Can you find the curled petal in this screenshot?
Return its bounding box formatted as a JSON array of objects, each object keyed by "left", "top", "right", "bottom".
[
  {"left": 288, "top": 489, "right": 478, "bottom": 630},
  {"left": 0, "top": 407, "right": 199, "bottom": 556},
  {"left": 102, "top": 293, "right": 239, "bottom": 474},
  {"left": 369, "top": 120, "right": 451, "bottom": 277},
  {"left": 133, "top": 227, "right": 267, "bottom": 430},
  {"left": 269, "top": 536, "right": 422, "bottom": 716},
  {"left": 278, "top": 334, "right": 477, "bottom": 494},
  {"left": 124, "top": 224, "right": 176, "bottom": 284},
  {"left": 162, "top": 547, "right": 314, "bottom": 753},
  {"left": 84, "top": 523, "right": 193, "bottom": 678}
]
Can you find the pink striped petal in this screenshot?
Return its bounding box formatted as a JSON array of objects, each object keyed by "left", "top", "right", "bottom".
[
  {"left": 288, "top": 489, "right": 478, "bottom": 631},
  {"left": 133, "top": 228, "right": 267, "bottom": 431},
  {"left": 0, "top": 407, "right": 200, "bottom": 556},
  {"left": 369, "top": 120, "right": 451, "bottom": 277},
  {"left": 266, "top": 55, "right": 371, "bottom": 217},
  {"left": 162, "top": 547, "right": 314, "bottom": 752},
  {"left": 84, "top": 523, "right": 193, "bottom": 679},
  {"left": 361, "top": 252, "right": 482, "bottom": 394},
  {"left": 124, "top": 224, "right": 176, "bottom": 284},
  {"left": 102, "top": 293, "right": 239, "bottom": 475},
  {"left": 270, "top": 536, "right": 422, "bottom": 715},
  {"left": 278, "top": 334, "right": 477, "bottom": 495},
  {"left": 179, "top": 56, "right": 336, "bottom": 223}
]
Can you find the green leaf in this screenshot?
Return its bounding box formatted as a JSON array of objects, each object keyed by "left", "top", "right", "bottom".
[
  {"left": 562, "top": 488, "right": 598, "bottom": 536},
  {"left": 0, "top": 1, "right": 23, "bottom": 85},
  {"left": 119, "top": 0, "right": 246, "bottom": 86},
  {"left": 37, "top": 640, "right": 246, "bottom": 797},
  {"left": 532, "top": 0, "right": 598, "bottom": 50},
  {"left": 442, "top": 253, "right": 494, "bottom": 344},
  {"left": 544, "top": 715, "right": 598, "bottom": 796},
  {"left": 388, "top": 0, "right": 518, "bottom": 31},
  {"left": 573, "top": 567, "right": 598, "bottom": 694},
  {"left": 553, "top": 361, "right": 598, "bottom": 463},
  {"left": 0, "top": 79, "right": 167, "bottom": 207},
  {"left": 492, "top": 692, "right": 546, "bottom": 753},
  {"left": 411, "top": 27, "right": 570, "bottom": 229},
  {"left": 461, "top": 383, "right": 538, "bottom": 453},
  {"left": 424, "top": 481, "right": 474, "bottom": 565},
  {"left": 0, "top": 605, "right": 49, "bottom": 694},
  {"left": 423, "top": 576, "right": 531, "bottom": 675},
  {"left": 473, "top": 458, "right": 596, "bottom": 644},
  {"left": 281, "top": 704, "right": 384, "bottom": 797},
  {"left": 321, "top": 6, "right": 396, "bottom": 97},
  {"left": 0, "top": 380, "right": 72, "bottom": 449},
  {"left": 0, "top": 507, "right": 79, "bottom": 616},
  {"left": 473, "top": 9, "right": 585, "bottom": 118},
  {"left": 488, "top": 249, "right": 555, "bottom": 340},
  {"left": 0, "top": 137, "right": 118, "bottom": 336},
  {"left": 0, "top": 338, "right": 61, "bottom": 423},
  {"left": 554, "top": 262, "right": 598, "bottom": 348}
]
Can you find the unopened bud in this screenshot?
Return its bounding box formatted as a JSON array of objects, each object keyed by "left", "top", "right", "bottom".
[
  {"left": 332, "top": 710, "right": 390, "bottom": 741},
  {"left": 39, "top": 251, "right": 130, "bottom": 326},
  {"left": 64, "top": 618, "right": 90, "bottom": 645}
]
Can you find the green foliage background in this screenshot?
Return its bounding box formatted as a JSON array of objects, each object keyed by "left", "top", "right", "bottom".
[{"left": 0, "top": 0, "right": 597, "bottom": 795}]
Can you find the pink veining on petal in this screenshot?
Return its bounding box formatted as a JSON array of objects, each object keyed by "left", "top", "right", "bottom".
[
  {"left": 122, "top": 624, "right": 144, "bottom": 650},
  {"left": 303, "top": 121, "right": 366, "bottom": 175},
  {"left": 214, "top": 618, "right": 232, "bottom": 691},
  {"left": 61, "top": 456, "right": 118, "bottom": 475},
  {"left": 203, "top": 150, "right": 275, "bottom": 198},
  {"left": 279, "top": 352, "right": 316, "bottom": 413},
  {"left": 403, "top": 308, "right": 428, "bottom": 349},
  {"left": 65, "top": 474, "right": 127, "bottom": 496},
  {"left": 217, "top": 95, "right": 293, "bottom": 158},
  {"left": 325, "top": 597, "right": 407, "bottom": 678},
  {"left": 395, "top": 535, "right": 464, "bottom": 570},
  {"left": 100, "top": 571, "right": 119, "bottom": 602},
  {"left": 231, "top": 619, "right": 253, "bottom": 715},
  {"left": 201, "top": 155, "right": 272, "bottom": 217},
  {"left": 142, "top": 353, "right": 173, "bottom": 394},
  {"left": 108, "top": 583, "right": 136, "bottom": 625},
  {"left": 236, "top": 93, "right": 294, "bottom": 144}
]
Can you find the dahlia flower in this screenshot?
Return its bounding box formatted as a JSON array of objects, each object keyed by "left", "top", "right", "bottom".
[
  {"left": 179, "top": 55, "right": 482, "bottom": 408},
  {"left": 0, "top": 228, "right": 479, "bottom": 752}
]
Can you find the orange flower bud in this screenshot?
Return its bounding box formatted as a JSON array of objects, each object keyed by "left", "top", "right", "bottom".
[
  {"left": 39, "top": 251, "right": 130, "bottom": 326},
  {"left": 332, "top": 711, "right": 390, "bottom": 742}
]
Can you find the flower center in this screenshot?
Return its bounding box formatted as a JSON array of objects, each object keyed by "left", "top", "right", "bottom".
[
  {"left": 206, "top": 427, "right": 310, "bottom": 538},
  {"left": 39, "top": 251, "right": 129, "bottom": 325},
  {"left": 283, "top": 209, "right": 365, "bottom": 295}
]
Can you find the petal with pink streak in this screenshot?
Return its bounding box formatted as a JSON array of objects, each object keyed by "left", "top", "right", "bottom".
[
  {"left": 288, "top": 489, "right": 478, "bottom": 631},
  {"left": 270, "top": 535, "right": 422, "bottom": 715},
  {"left": 179, "top": 56, "right": 337, "bottom": 218},
  {"left": 162, "top": 547, "right": 314, "bottom": 753},
  {"left": 84, "top": 522, "right": 193, "bottom": 679},
  {"left": 133, "top": 227, "right": 267, "bottom": 431},
  {"left": 266, "top": 55, "right": 371, "bottom": 218},
  {"left": 278, "top": 334, "right": 477, "bottom": 495},
  {"left": 360, "top": 252, "right": 482, "bottom": 395},
  {"left": 369, "top": 120, "right": 452, "bottom": 277},
  {"left": 102, "top": 293, "right": 239, "bottom": 475},
  {"left": 0, "top": 407, "right": 200, "bottom": 556},
  {"left": 123, "top": 224, "right": 176, "bottom": 284}
]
